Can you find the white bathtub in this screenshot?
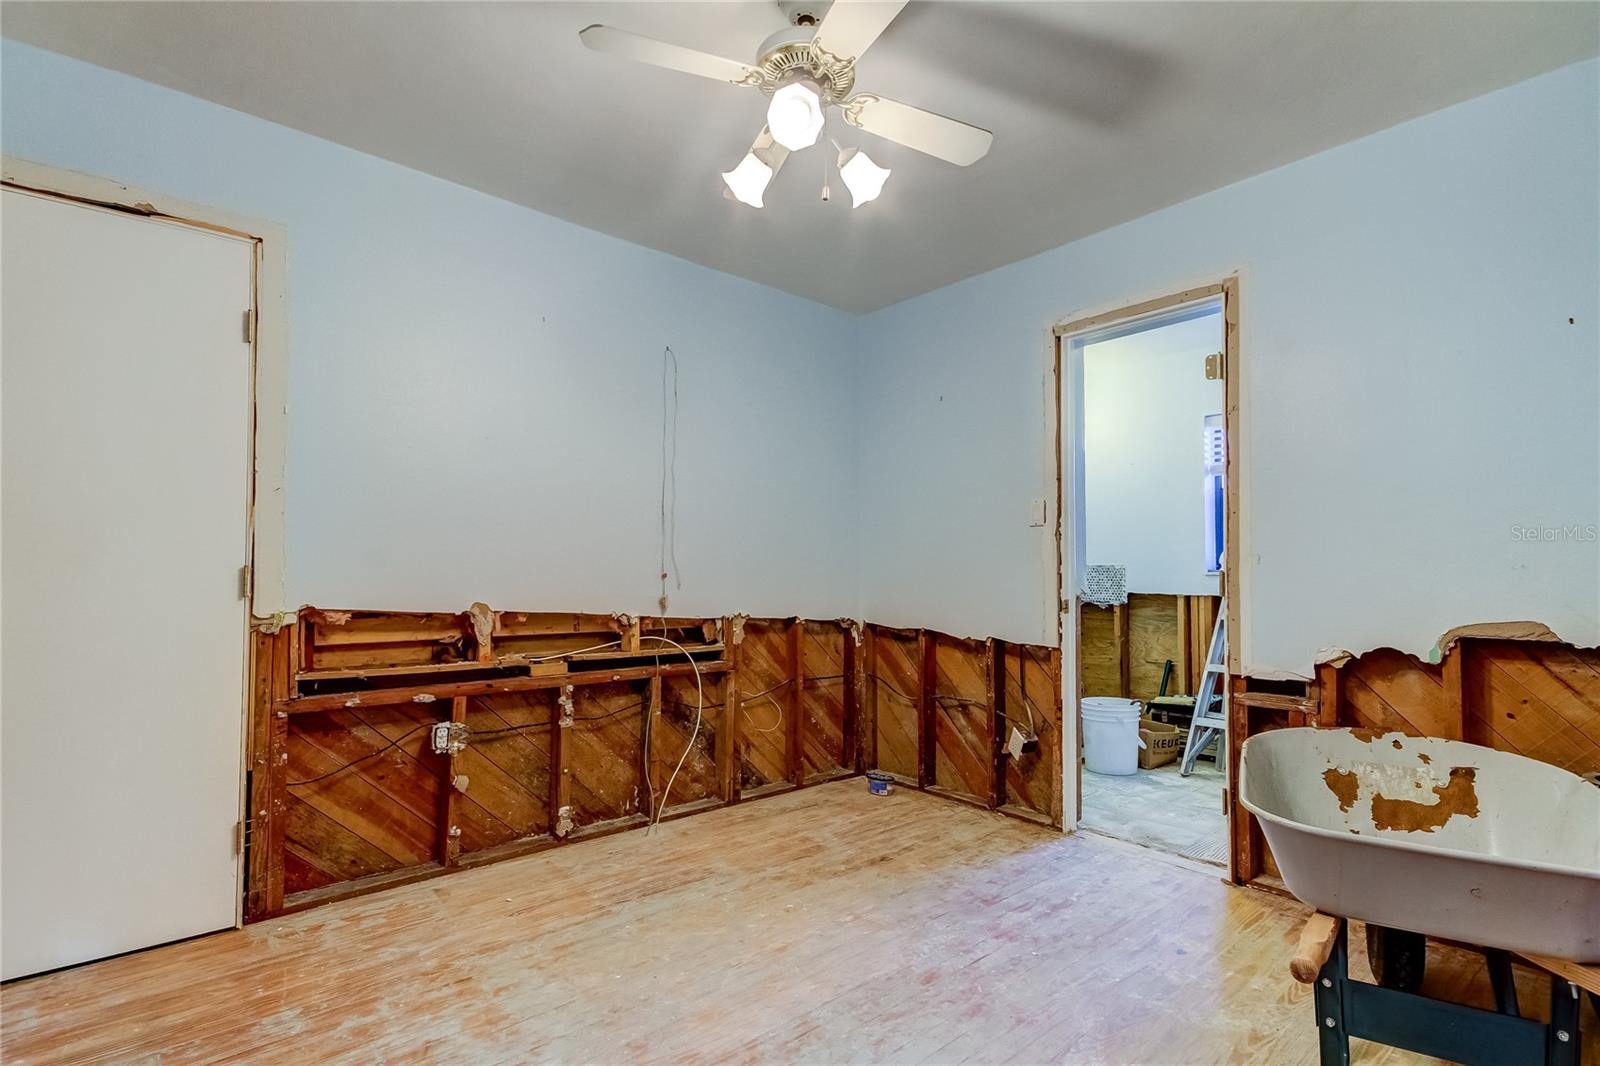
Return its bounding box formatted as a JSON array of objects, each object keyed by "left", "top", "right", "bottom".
[{"left": 1240, "top": 727, "right": 1600, "bottom": 962}]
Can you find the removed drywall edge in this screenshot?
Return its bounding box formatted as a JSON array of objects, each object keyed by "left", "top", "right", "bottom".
[{"left": 1428, "top": 620, "right": 1563, "bottom": 662}]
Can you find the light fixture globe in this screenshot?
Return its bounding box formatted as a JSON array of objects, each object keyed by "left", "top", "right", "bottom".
[
  {"left": 721, "top": 151, "right": 773, "bottom": 208},
  {"left": 767, "top": 77, "right": 825, "bottom": 151},
  {"left": 837, "top": 147, "right": 891, "bottom": 207}
]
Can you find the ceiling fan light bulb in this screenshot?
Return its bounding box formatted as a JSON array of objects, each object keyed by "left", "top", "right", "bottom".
[
  {"left": 838, "top": 148, "right": 891, "bottom": 207},
  {"left": 767, "top": 79, "right": 825, "bottom": 151},
  {"left": 721, "top": 151, "right": 773, "bottom": 208}
]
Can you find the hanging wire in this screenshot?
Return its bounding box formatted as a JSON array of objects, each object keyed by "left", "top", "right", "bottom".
[
  {"left": 643, "top": 634, "right": 702, "bottom": 830},
  {"left": 658, "top": 346, "right": 681, "bottom": 613}
]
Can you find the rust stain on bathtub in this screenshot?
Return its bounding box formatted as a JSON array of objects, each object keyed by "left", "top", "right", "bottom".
[
  {"left": 1323, "top": 768, "right": 1359, "bottom": 812},
  {"left": 1370, "top": 767, "right": 1479, "bottom": 832}
]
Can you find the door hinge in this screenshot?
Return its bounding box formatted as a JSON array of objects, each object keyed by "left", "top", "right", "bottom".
[
  {"left": 1204, "top": 350, "right": 1225, "bottom": 380},
  {"left": 233, "top": 819, "right": 245, "bottom": 855},
  {"left": 243, "top": 309, "right": 255, "bottom": 344},
  {"left": 238, "top": 563, "right": 252, "bottom": 601}
]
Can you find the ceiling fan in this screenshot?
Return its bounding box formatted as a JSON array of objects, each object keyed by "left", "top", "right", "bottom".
[{"left": 579, "top": 1, "right": 993, "bottom": 209}]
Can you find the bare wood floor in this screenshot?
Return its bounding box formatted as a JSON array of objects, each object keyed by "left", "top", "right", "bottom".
[{"left": 3, "top": 781, "right": 1594, "bottom": 1064}]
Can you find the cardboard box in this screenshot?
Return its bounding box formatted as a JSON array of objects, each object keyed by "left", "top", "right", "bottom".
[{"left": 1138, "top": 717, "right": 1183, "bottom": 770}]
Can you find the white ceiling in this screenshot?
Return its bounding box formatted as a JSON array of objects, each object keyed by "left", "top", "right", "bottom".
[{"left": 4, "top": 2, "right": 1596, "bottom": 312}]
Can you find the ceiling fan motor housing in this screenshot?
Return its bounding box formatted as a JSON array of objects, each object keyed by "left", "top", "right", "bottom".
[{"left": 753, "top": 25, "right": 855, "bottom": 103}]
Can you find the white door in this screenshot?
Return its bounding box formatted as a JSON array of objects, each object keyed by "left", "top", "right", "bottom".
[{"left": 1, "top": 188, "right": 253, "bottom": 979}]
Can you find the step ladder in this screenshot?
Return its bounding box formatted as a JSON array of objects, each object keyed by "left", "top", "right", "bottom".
[{"left": 1180, "top": 601, "right": 1227, "bottom": 776}]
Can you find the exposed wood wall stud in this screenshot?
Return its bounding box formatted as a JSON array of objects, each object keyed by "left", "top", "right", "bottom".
[
  {"left": 842, "top": 624, "right": 860, "bottom": 773},
  {"left": 1176, "top": 596, "right": 1193, "bottom": 693},
  {"left": 1113, "top": 603, "right": 1131, "bottom": 697},
  {"left": 468, "top": 602, "right": 495, "bottom": 663},
  {"left": 438, "top": 696, "right": 468, "bottom": 865},
  {"left": 788, "top": 619, "right": 805, "bottom": 787},
  {"left": 1315, "top": 662, "right": 1341, "bottom": 728},
  {"left": 645, "top": 673, "right": 663, "bottom": 814},
  {"left": 988, "top": 637, "right": 1007, "bottom": 809},
  {"left": 245, "top": 628, "right": 276, "bottom": 920},
  {"left": 1228, "top": 675, "right": 1259, "bottom": 885},
  {"left": 551, "top": 685, "right": 573, "bottom": 839},
  {"left": 717, "top": 618, "right": 741, "bottom": 804},
  {"left": 864, "top": 625, "right": 880, "bottom": 771},
  {"left": 264, "top": 623, "right": 294, "bottom": 914},
  {"left": 1441, "top": 642, "right": 1467, "bottom": 741},
  {"left": 918, "top": 630, "right": 938, "bottom": 788}
]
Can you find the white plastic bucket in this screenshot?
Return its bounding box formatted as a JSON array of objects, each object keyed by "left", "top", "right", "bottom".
[{"left": 1082, "top": 697, "right": 1145, "bottom": 776}]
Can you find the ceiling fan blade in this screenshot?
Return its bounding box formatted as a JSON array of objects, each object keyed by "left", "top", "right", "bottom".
[
  {"left": 579, "top": 24, "right": 758, "bottom": 86},
  {"left": 811, "top": 1, "right": 908, "bottom": 63},
  {"left": 841, "top": 94, "right": 993, "bottom": 166},
  {"left": 748, "top": 127, "right": 792, "bottom": 174}
]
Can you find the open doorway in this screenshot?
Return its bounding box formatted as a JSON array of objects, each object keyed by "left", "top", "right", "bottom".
[{"left": 1056, "top": 286, "right": 1235, "bottom": 867}]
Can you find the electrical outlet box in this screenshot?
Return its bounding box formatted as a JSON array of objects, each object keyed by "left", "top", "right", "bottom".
[
  {"left": 431, "top": 721, "right": 469, "bottom": 755},
  {"left": 1028, "top": 497, "right": 1048, "bottom": 527}
]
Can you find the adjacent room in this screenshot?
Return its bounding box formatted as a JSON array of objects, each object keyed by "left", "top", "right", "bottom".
[
  {"left": 2, "top": 2, "right": 1597, "bottom": 1063},
  {"left": 1074, "top": 303, "right": 1229, "bottom": 866}
]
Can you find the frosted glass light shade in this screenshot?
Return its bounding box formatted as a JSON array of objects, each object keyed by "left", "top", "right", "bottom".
[
  {"left": 838, "top": 148, "right": 891, "bottom": 207},
  {"left": 767, "top": 80, "right": 825, "bottom": 151},
  {"left": 721, "top": 152, "right": 773, "bottom": 208}
]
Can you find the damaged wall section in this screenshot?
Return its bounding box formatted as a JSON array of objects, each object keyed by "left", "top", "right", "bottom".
[
  {"left": 1230, "top": 635, "right": 1600, "bottom": 884},
  {"left": 248, "top": 605, "right": 1059, "bottom": 919}
]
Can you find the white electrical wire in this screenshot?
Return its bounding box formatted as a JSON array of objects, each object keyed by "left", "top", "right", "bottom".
[
  {"left": 507, "top": 631, "right": 705, "bottom": 831},
  {"left": 639, "top": 634, "right": 703, "bottom": 829},
  {"left": 741, "top": 693, "right": 785, "bottom": 735},
  {"left": 659, "top": 347, "right": 681, "bottom": 613},
  {"left": 520, "top": 639, "right": 623, "bottom": 663}
]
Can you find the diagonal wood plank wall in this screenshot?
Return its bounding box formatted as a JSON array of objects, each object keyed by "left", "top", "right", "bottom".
[
  {"left": 863, "top": 624, "right": 1063, "bottom": 827},
  {"left": 1080, "top": 594, "right": 1222, "bottom": 700},
  {"left": 250, "top": 609, "right": 866, "bottom": 919},
  {"left": 1330, "top": 640, "right": 1600, "bottom": 777},
  {"left": 248, "top": 607, "right": 1063, "bottom": 920},
  {"left": 1229, "top": 636, "right": 1600, "bottom": 885},
  {"left": 256, "top": 604, "right": 1586, "bottom": 904}
]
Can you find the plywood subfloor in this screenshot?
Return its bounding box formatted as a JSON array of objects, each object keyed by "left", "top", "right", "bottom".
[
  {"left": 3, "top": 781, "right": 1594, "bottom": 1064},
  {"left": 1080, "top": 757, "right": 1229, "bottom": 865}
]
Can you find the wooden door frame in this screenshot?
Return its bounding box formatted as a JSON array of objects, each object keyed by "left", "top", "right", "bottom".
[
  {"left": 2, "top": 156, "right": 289, "bottom": 924},
  {"left": 1050, "top": 276, "right": 1242, "bottom": 879}
]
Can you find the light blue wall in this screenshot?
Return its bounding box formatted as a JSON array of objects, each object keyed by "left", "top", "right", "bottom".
[
  {"left": 858, "top": 59, "right": 1600, "bottom": 674},
  {"left": 1, "top": 38, "right": 859, "bottom": 619},
  {"left": 6, "top": 39, "right": 1595, "bottom": 674}
]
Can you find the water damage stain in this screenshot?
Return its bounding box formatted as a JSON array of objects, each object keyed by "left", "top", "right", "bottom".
[
  {"left": 1323, "top": 768, "right": 1359, "bottom": 812},
  {"left": 1370, "top": 767, "right": 1479, "bottom": 832}
]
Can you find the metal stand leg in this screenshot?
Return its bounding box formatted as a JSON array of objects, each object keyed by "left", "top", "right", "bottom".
[
  {"left": 1307, "top": 922, "right": 1567, "bottom": 1065},
  {"left": 1486, "top": 949, "right": 1521, "bottom": 1017},
  {"left": 1548, "top": 978, "right": 1579, "bottom": 1066},
  {"left": 1315, "top": 922, "right": 1352, "bottom": 1066}
]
